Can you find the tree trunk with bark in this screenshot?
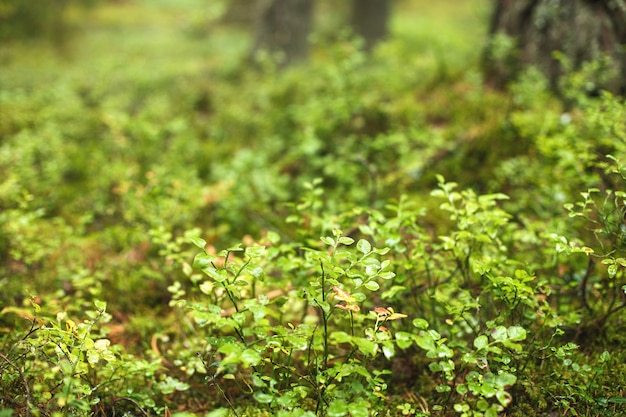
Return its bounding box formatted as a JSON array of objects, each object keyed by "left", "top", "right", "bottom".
[
  {"left": 483, "top": 0, "right": 626, "bottom": 94},
  {"left": 250, "top": 0, "right": 314, "bottom": 67},
  {"left": 351, "top": 0, "right": 391, "bottom": 51}
]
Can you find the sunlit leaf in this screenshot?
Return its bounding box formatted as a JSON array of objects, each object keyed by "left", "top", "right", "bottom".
[
  {"left": 189, "top": 236, "right": 207, "bottom": 249},
  {"left": 474, "top": 335, "right": 489, "bottom": 350},
  {"left": 357, "top": 239, "right": 372, "bottom": 254}
]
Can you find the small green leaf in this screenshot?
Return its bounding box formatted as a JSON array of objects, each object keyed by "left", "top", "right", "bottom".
[
  {"left": 429, "top": 362, "right": 442, "bottom": 372},
  {"left": 507, "top": 326, "right": 527, "bottom": 341},
  {"left": 382, "top": 342, "right": 395, "bottom": 359},
  {"left": 491, "top": 326, "right": 508, "bottom": 341},
  {"left": 496, "top": 390, "right": 513, "bottom": 406},
  {"left": 364, "top": 281, "right": 380, "bottom": 291},
  {"left": 481, "top": 383, "right": 496, "bottom": 397},
  {"left": 608, "top": 397, "right": 626, "bottom": 404},
  {"left": 327, "top": 399, "right": 348, "bottom": 417},
  {"left": 206, "top": 409, "right": 230, "bottom": 417},
  {"left": 495, "top": 372, "right": 517, "bottom": 388},
  {"left": 331, "top": 331, "right": 353, "bottom": 344},
  {"left": 241, "top": 348, "right": 261, "bottom": 368},
  {"left": 378, "top": 271, "right": 396, "bottom": 280},
  {"left": 485, "top": 405, "right": 499, "bottom": 417},
  {"left": 338, "top": 236, "right": 355, "bottom": 246},
  {"left": 253, "top": 392, "right": 274, "bottom": 404},
  {"left": 395, "top": 332, "right": 414, "bottom": 349},
  {"left": 217, "top": 343, "right": 241, "bottom": 355},
  {"left": 359, "top": 225, "right": 375, "bottom": 236},
  {"left": 193, "top": 252, "right": 214, "bottom": 269},
  {"left": 189, "top": 236, "right": 206, "bottom": 249},
  {"left": 354, "top": 337, "right": 377, "bottom": 356},
  {"left": 412, "top": 318, "right": 429, "bottom": 330},
  {"left": 348, "top": 400, "right": 369, "bottom": 416},
  {"left": 245, "top": 246, "right": 266, "bottom": 258},
  {"left": 357, "top": 239, "right": 372, "bottom": 254},
  {"left": 476, "top": 399, "right": 490, "bottom": 411},
  {"left": 415, "top": 331, "right": 436, "bottom": 352},
  {"left": 474, "top": 335, "right": 489, "bottom": 350}
]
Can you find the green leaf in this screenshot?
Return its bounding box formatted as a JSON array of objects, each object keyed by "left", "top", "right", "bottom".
[
  {"left": 253, "top": 392, "right": 274, "bottom": 404},
  {"left": 608, "top": 397, "right": 626, "bottom": 404},
  {"left": 429, "top": 362, "right": 442, "bottom": 372},
  {"left": 241, "top": 348, "right": 261, "bottom": 368},
  {"left": 415, "top": 331, "right": 436, "bottom": 352},
  {"left": 189, "top": 236, "right": 207, "bottom": 249},
  {"left": 225, "top": 243, "right": 244, "bottom": 252},
  {"left": 474, "top": 335, "right": 489, "bottom": 350},
  {"left": 412, "top": 318, "right": 429, "bottom": 330},
  {"left": 354, "top": 337, "right": 377, "bottom": 356},
  {"left": 476, "top": 399, "right": 490, "bottom": 411},
  {"left": 157, "top": 376, "right": 190, "bottom": 395},
  {"left": 378, "top": 271, "right": 396, "bottom": 280},
  {"left": 395, "top": 332, "right": 414, "bottom": 349},
  {"left": 94, "top": 300, "right": 107, "bottom": 312},
  {"left": 287, "top": 334, "right": 309, "bottom": 351},
  {"left": 491, "top": 326, "right": 508, "bottom": 341},
  {"left": 338, "top": 236, "right": 355, "bottom": 246},
  {"left": 359, "top": 225, "right": 375, "bottom": 236},
  {"left": 348, "top": 400, "right": 369, "bottom": 416},
  {"left": 485, "top": 405, "right": 499, "bottom": 417},
  {"left": 245, "top": 245, "right": 266, "bottom": 258},
  {"left": 507, "top": 326, "right": 527, "bottom": 341},
  {"left": 496, "top": 390, "right": 513, "bottom": 406},
  {"left": 331, "top": 331, "right": 353, "bottom": 344},
  {"left": 364, "top": 281, "right": 380, "bottom": 291},
  {"left": 203, "top": 266, "right": 227, "bottom": 282},
  {"left": 217, "top": 343, "right": 241, "bottom": 355},
  {"left": 481, "top": 383, "right": 496, "bottom": 397},
  {"left": 193, "top": 252, "right": 214, "bottom": 269},
  {"left": 328, "top": 399, "right": 348, "bottom": 417},
  {"left": 382, "top": 342, "right": 395, "bottom": 359},
  {"left": 357, "top": 239, "right": 372, "bottom": 254},
  {"left": 205, "top": 409, "right": 230, "bottom": 417},
  {"left": 495, "top": 372, "right": 517, "bottom": 388}
]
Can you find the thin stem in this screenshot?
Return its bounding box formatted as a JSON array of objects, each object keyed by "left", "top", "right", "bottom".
[
  {"left": 315, "top": 260, "right": 329, "bottom": 417},
  {"left": 0, "top": 352, "right": 31, "bottom": 417},
  {"left": 319, "top": 260, "right": 329, "bottom": 373},
  {"left": 349, "top": 311, "right": 355, "bottom": 337},
  {"left": 580, "top": 257, "right": 595, "bottom": 314},
  {"left": 212, "top": 380, "right": 240, "bottom": 417},
  {"left": 113, "top": 397, "right": 149, "bottom": 417}
]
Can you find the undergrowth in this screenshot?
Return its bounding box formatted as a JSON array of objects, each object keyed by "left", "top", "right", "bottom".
[{"left": 1, "top": 1, "right": 625, "bottom": 416}]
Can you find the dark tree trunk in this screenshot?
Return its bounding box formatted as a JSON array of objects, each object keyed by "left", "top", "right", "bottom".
[
  {"left": 483, "top": 0, "right": 626, "bottom": 94},
  {"left": 351, "top": 0, "right": 391, "bottom": 51},
  {"left": 250, "top": 0, "right": 314, "bottom": 67}
]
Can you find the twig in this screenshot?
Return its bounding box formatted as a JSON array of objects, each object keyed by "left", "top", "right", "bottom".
[
  {"left": 113, "top": 397, "right": 149, "bottom": 417},
  {"left": 580, "top": 257, "right": 595, "bottom": 314},
  {"left": 0, "top": 352, "right": 31, "bottom": 417}
]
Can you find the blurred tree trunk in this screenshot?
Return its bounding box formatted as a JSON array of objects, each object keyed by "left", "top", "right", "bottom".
[
  {"left": 483, "top": 0, "right": 626, "bottom": 94},
  {"left": 351, "top": 0, "right": 391, "bottom": 51},
  {"left": 250, "top": 0, "right": 314, "bottom": 67}
]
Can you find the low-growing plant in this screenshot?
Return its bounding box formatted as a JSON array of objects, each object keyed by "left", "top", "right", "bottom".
[{"left": 0, "top": 298, "right": 179, "bottom": 416}]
